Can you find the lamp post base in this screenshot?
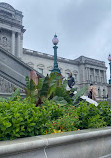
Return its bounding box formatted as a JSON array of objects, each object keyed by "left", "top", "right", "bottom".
[{"left": 51, "top": 68, "right": 61, "bottom": 74}]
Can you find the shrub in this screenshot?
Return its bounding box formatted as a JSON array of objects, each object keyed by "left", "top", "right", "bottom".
[
  {"left": 0, "top": 98, "right": 39, "bottom": 140},
  {"left": 54, "top": 87, "right": 72, "bottom": 104},
  {"left": 76, "top": 101, "right": 108, "bottom": 129},
  {"left": 45, "top": 105, "right": 79, "bottom": 134},
  {"left": 97, "top": 101, "right": 111, "bottom": 126},
  {"left": 88, "top": 114, "right": 106, "bottom": 128},
  {"left": 0, "top": 97, "right": 110, "bottom": 141},
  {"left": 0, "top": 98, "right": 64, "bottom": 140}
]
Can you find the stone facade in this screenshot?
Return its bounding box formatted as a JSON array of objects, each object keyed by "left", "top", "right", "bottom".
[
  {"left": 0, "top": 2, "right": 108, "bottom": 100},
  {"left": 0, "top": 46, "right": 43, "bottom": 95},
  {"left": 0, "top": 2, "right": 25, "bottom": 58},
  {"left": 22, "top": 49, "right": 108, "bottom": 99}
]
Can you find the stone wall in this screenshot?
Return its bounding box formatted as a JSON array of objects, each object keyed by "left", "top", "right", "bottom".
[
  {"left": 0, "top": 46, "right": 43, "bottom": 95},
  {"left": 0, "top": 76, "right": 24, "bottom": 93},
  {"left": 22, "top": 49, "right": 108, "bottom": 99},
  {"left": 0, "top": 127, "right": 111, "bottom": 158}
]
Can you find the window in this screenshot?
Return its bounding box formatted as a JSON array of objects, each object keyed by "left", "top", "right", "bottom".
[
  {"left": 95, "top": 76, "right": 99, "bottom": 83},
  {"left": 65, "top": 73, "right": 69, "bottom": 79},
  {"left": 98, "top": 88, "right": 101, "bottom": 97},
  {"left": 38, "top": 68, "right": 43, "bottom": 74},
  {"left": 27, "top": 62, "right": 34, "bottom": 68},
  {"left": 101, "top": 77, "right": 103, "bottom": 83},
  {"left": 95, "top": 69, "right": 99, "bottom": 76},
  {"left": 95, "top": 76, "right": 97, "bottom": 82},
  {"left": 103, "top": 89, "right": 106, "bottom": 98},
  {"left": 74, "top": 74, "right": 77, "bottom": 82},
  {"left": 37, "top": 64, "right": 44, "bottom": 75},
  {"left": 90, "top": 75, "right": 92, "bottom": 82}
]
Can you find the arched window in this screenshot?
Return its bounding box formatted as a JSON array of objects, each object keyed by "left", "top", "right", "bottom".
[
  {"left": 27, "top": 62, "right": 34, "bottom": 68},
  {"left": 37, "top": 64, "right": 44, "bottom": 75}
]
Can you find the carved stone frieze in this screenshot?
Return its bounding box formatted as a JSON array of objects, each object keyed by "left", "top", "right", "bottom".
[
  {"left": 0, "top": 76, "right": 24, "bottom": 93},
  {"left": 0, "top": 30, "right": 11, "bottom": 52}
]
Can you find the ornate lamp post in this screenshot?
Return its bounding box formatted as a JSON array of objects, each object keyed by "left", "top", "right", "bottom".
[
  {"left": 51, "top": 34, "right": 61, "bottom": 74},
  {"left": 108, "top": 54, "right": 111, "bottom": 84}
]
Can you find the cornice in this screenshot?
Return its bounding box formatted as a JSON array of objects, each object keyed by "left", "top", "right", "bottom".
[
  {"left": 23, "top": 49, "right": 79, "bottom": 65},
  {"left": 0, "top": 17, "right": 23, "bottom": 29},
  {"left": 23, "top": 49, "right": 107, "bottom": 69}
]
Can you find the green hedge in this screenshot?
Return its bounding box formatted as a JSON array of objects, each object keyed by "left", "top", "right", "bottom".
[
  {"left": 0, "top": 98, "right": 111, "bottom": 140},
  {"left": 0, "top": 98, "right": 66, "bottom": 140},
  {"left": 76, "top": 101, "right": 111, "bottom": 129}
]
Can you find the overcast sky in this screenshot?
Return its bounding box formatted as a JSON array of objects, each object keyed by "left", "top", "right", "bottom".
[{"left": 1, "top": 0, "right": 111, "bottom": 79}]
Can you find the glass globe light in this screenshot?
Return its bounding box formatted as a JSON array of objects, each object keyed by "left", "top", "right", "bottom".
[{"left": 52, "top": 34, "right": 59, "bottom": 45}]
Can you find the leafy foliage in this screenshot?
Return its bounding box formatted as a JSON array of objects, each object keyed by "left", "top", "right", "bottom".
[
  {"left": 0, "top": 97, "right": 6, "bottom": 102},
  {"left": 25, "top": 76, "right": 36, "bottom": 98},
  {"left": 47, "top": 73, "right": 62, "bottom": 98},
  {"left": 61, "top": 79, "right": 68, "bottom": 89},
  {"left": 25, "top": 72, "right": 64, "bottom": 106},
  {"left": 72, "top": 86, "right": 88, "bottom": 105},
  {"left": 24, "top": 72, "right": 87, "bottom": 106},
  {"left": 0, "top": 88, "right": 20, "bottom": 103},
  {"left": 40, "top": 75, "right": 49, "bottom": 97},
  {"left": 54, "top": 86, "right": 72, "bottom": 104},
  {"left": 45, "top": 104, "right": 79, "bottom": 134},
  {"left": 8, "top": 88, "right": 20, "bottom": 101},
  {"left": 76, "top": 101, "right": 109, "bottom": 129},
  {"left": 1, "top": 72, "right": 110, "bottom": 141},
  {"left": 52, "top": 96, "right": 68, "bottom": 106},
  {"left": 0, "top": 97, "right": 110, "bottom": 141},
  {"left": 97, "top": 101, "right": 111, "bottom": 126},
  {"left": 0, "top": 99, "right": 64, "bottom": 140}
]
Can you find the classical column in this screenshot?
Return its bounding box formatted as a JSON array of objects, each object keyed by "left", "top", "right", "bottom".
[
  {"left": 98, "top": 70, "right": 100, "bottom": 82},
  {"left": 17, "top": 32, "right": 21, "bottom": 58},
  {"left": 20, "top": 33, "right": 23, "bottom": 58},
  {"left": 92, "top": 69, "right": 94, "bottom": 82},
  {"left": 94, "top": 69, "right": 95, "bottom": 82},
  {"left": 104, "top": 70, "right": 107, "bottom": 83},
  {"left": 86, "top": 67, "right": 89, "bottom": 81},
  {"left": 83, "top": 66, "right": 86, "bottom": 82},
  {"left": 88, "top": 68, "right": 90, "bottom": 82},
  {"left": 11, "top": 31, "right": 15, "bottom": 56},
  {"left": 87, "top": 68, "right": 89, "bottom": 81}
]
